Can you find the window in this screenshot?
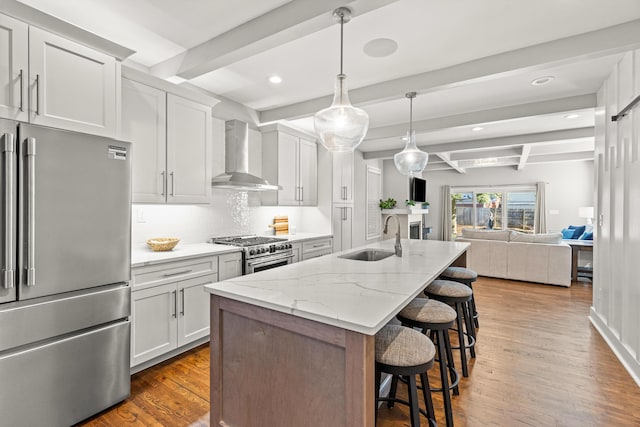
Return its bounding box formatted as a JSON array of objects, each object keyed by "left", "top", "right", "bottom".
[{"left": 450, "top": 186, "right": 536, "bottom": 239}]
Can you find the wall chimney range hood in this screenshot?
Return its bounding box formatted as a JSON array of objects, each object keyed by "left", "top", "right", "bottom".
[{"left": 211, "top": 120, "right": 281, "bottom": 191}]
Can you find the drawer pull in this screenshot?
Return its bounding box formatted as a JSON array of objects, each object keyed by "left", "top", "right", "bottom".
[{"left": 163, "top": 269, "right": 193, "bottom": 278}]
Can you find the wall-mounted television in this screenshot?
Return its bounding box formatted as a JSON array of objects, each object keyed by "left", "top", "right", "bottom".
[{"left": 410, "top": 177, "right": 426, "bottom": 202}]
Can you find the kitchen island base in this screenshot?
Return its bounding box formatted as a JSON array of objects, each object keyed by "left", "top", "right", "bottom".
[{"left": 210, "top": 296, "right": 375, "bottom": 427}]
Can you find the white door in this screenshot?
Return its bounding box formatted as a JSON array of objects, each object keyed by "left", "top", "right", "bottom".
[
  {"left": 0, "top": 14, "right": 28, "bottom": 121},
  {"left": 28, "top": 27, "right": 116, "bottom": 137},
  {"left": 298, "top": 137, "right": 317, "bottom": 206},
  {"left": 121, "top": 79, "right": 167, "bottom": 203},
  {"left": 277, "top": 132, "right": 299, "bottom": 205},
  {"left": 131, "top": 283, "right": 178, "bottom": 367},
  {"left": 177, "top": 276, "right": 214, "bottom": 347},
  {"left": 167, "top": 94, "right": 212, "bottom": 204}
]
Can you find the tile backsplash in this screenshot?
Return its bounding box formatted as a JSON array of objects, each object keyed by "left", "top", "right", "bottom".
[{"left": 131, "top": 190, "right": 329, "bottom": 248}]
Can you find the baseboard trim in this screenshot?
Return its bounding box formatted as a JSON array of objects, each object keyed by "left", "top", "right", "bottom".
[
  {"left": 589, "top": 306, "right": 640, "bottom": 388},
  {"left": 130, "top": 336, "right": 209, "bottom": 375}
]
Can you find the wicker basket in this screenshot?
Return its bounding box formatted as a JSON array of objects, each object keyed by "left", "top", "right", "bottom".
[{"left": 146, "top": 237, "right": 180, "bottom": 252}]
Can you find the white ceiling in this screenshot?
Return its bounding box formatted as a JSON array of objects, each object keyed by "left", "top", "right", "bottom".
[{"left": 16, "top": 0, "right": 640, "bottom": 172}]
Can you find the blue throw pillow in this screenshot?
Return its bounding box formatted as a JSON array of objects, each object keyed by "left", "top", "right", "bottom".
[
  {"left": 568, "top": 225, "right": 586, "bottom": 239},
  {"left": 561, "top": 228, "right": 576, "bottom": 239},
  {"left": 579, "top": 232, "right": 593, "bottom": 240}
]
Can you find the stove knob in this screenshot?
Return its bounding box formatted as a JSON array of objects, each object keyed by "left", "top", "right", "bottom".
[
  {"left": 261, "top": 247, "right": 266, "bottom": 253},
  {"left": 287, "top": 243, "right": 292, "bottom": 249},
  {"left": 249, "top": 249, "right": 255, "bottom": 255}
]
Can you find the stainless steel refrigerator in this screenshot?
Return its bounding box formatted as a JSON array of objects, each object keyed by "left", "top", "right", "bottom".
[{"left": 0, "top": 119, "right": 131, "bottom": 426}]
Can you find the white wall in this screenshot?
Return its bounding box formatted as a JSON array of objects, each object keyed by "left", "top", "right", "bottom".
[
  {"left": 590, "top": 49, "right": 640, "bottom": 387},
  {"left": 382, "top": 159, "right": 594, "bottom": 240}
]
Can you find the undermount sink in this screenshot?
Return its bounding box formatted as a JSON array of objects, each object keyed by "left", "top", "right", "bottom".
[{"left": 338, "top": 249, "right": 396, "bottom": 262}]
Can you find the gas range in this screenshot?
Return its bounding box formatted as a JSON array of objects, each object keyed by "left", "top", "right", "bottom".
[{"left": 210, "top": 235, "right": 294, "bottom": 274}]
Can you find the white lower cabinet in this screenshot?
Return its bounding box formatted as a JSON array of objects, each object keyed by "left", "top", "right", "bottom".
[
  {"left": 291, "top": 242, "right": 302, "bottom": 263},
  {"left": 219, "top": 252, "right": 243, "bottom": 280},
  {"left": 130, "top": 252, "right": 242, "bottom": 369},
  {"left": 302, "top": 238, "right": 333, "bottom": 261}
]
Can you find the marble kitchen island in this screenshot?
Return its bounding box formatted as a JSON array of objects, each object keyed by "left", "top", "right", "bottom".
[{"left": 205, "top": 239, "right": 469, "bottom": 427}]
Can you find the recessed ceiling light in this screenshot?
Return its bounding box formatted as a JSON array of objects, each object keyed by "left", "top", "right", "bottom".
[
  {"left": 565, "top": 113, "right": 580, "bottom": 119},
  {"left": 471, "top": 126, "right": 484, "bottom": 132},
  {"left": 268, "top": 75, "right": 283, "bottom": 84},
  {"left": 363, "top": 38, "right": 398, "bottom": 58},
  {"left": 531, "top": 76, "right": 554, "bottom": 86}
]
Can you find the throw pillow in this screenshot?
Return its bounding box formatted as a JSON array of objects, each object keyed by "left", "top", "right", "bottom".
[
  {"left": 568, "top": 225, "right": 586, "bottom": 239},
  {"left": 579, "top": 232, "right": 593, "bottom": 240},
  {"left": 561, "top": 228, "right": 576, "bottom": 239}
]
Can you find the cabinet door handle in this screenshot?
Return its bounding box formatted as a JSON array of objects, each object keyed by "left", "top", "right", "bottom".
[
  {"left": 171, "top": 290, "right": 177, "bottom": 318},
  {"left": 163, "top": 269, "right": 192, "bottom": 278},
  {"left": 170, "top": 172, "right": 175, "bottom": 196},
  {"left": 35, "top": 74, "right": 40, "bottom": 116},
  {"left": 18, "top": 70, "right": 24, "bottom": 112},
  {"left": 160, "top": 171, "right": 166, "bottom": 196},
  {"left": 342, "top": 186, "right": 346, "bottom": 200},
  {"left": 180, "top": 289, "right": 185, "bottom": 316}
]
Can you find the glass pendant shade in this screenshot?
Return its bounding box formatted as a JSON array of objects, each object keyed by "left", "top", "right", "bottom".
[
  {"left": 394, "top": 130, "right": 428, "bottom": 176},
  {"left": 314, "top": 74, "right": 369, "bottom": 152}
]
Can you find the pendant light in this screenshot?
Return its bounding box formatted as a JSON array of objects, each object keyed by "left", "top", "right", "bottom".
[
  {"left": 394, "top": 92, "right": 428, "bottom": 176},
  {"left": 314, "top": 7, "right": 369, "bottom": 152}
]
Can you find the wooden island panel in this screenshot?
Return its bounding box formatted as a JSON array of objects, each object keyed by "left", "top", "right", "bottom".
[{"left": 210, "top": 296, "right": 375, "bottom": 427}]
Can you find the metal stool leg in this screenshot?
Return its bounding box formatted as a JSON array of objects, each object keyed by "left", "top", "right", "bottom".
[
  {"left": 407, "top": 375, "right": 420, "bottom": 427},
  {"left": 455, "top": 301, "right": 469, "bottom": 377},
  {"left": 435, "top": 329, "right": 454, "bottom": 427},
  {"left": 443, "top": 330, "right": 460, "bottom": 396}
]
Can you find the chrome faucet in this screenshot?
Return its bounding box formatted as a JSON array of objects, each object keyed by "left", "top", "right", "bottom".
[{"left": 383, "top": 215, "right": 402, "bottom": 257}]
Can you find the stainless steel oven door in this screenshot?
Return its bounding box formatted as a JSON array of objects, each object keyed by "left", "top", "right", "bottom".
[{"left": 245, "top": 253, "right": 294, "bottom": 274}]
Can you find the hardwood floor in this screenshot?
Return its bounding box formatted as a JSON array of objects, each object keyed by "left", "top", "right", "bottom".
[{"left": 78, "top": 277, "right": 640, "bottom": 427}]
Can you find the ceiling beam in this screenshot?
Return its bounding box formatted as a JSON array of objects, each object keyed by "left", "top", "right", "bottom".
[
  {"left": 364, "top": 95, "right": 595, "bottom": 141},
  {"left": 527, "top": 151, "right": 594, "bottom": 163},
  {"left": 435, "top": 153, "right": 466, "bottom": 174},
  {"left": 362, "top": 127, "right": 594, "bottom": 159},
  {"left": 449, "top": 148, "right": 521, "bottom": 162},
  {"left": 260, "top": 18, "right": 640, "bottom": 122},
  {"left": 151, "top": 0, "right": 400, "bottom": 79},
  {"left": 518, "top": 145, "right": 531, "bottom": 171}
]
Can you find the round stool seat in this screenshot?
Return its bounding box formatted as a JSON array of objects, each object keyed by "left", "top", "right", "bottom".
[
  {"left": 375, "top": 324, "right": 435, "bottom": 367},
  {"left": 398, "top": 298, "right": 457, "bottom": 325},
  {"left": 441, "top": 266, "right": 477, "bottom": 281},
  {"left": 427, "top": 279, "right": 472, "bottom": 299}
]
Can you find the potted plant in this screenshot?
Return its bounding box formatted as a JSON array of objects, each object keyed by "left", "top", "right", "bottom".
[
  {"left": 422, "top": 201, "right": 430, "bottom": 209},
  {"left": 405, "top": 199, "right": 416, "bottom": 206},
  {"left": 379, "top": 198, "right": 397, "bottom": 209}
]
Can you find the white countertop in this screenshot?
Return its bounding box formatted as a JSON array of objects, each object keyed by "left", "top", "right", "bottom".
[
  {"left": 205, "top": 239, "right": 469, "bottom": 335},
  {"left": 131, "top": 243, "right": 241, "bottom": 267},
  {"left": 131, "top": 233, "right": 333, "bottom": 267}
]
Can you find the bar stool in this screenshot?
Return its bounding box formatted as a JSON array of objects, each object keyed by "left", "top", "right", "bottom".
[
  {"left": 375, "top": 324, "right": 437, "bottom": 427},
  {"left": 424, "top": 279, "right": 476, "bottom": 378},
  {"left": 397, "top": 298, "right": 459, "bottom": 427},
  {"left": 439, "top": 266, "right": 479, "bottom": 328}
]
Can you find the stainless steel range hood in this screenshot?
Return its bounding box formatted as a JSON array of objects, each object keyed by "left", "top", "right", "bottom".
[{"left": 211, "top": 120, "right": 281, "bottom": 191}]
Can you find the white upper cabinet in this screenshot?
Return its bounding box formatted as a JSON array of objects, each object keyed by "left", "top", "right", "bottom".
[
  {"left": 0, "top": 14, "right": 28, "bottom": 122},
  {"left": 166, "top": 94, "right": 212, "bottom": 204},
  {"left": 332, "top": 151, "right": 354, "bottom": 204},
  {"left": 28, "top": 26, "right": 117, "bottom": 137},
  {"left": 261, "top": 124, "right": 318, "bottom": 206},
  {"left": 121, "top": 79, "right": 166, "bottom": 203},
  {"left": 121, "top": 77, "right": 213, "bottom": 204}
]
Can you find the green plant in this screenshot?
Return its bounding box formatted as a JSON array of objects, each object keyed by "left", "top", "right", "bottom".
[
  {"left": 405, "top": 199, "right": 416, "bottom": 206},
  {"left": 379, "top": 198, "right": 397, "bottom": 209}
]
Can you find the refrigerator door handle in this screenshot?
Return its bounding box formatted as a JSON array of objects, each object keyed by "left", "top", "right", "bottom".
[
  {"left": 24, "top": 137, "right": 36, "bottom": 287},
  {"left": 2, "top": 133, "right": 15, "bottom": 289}
]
